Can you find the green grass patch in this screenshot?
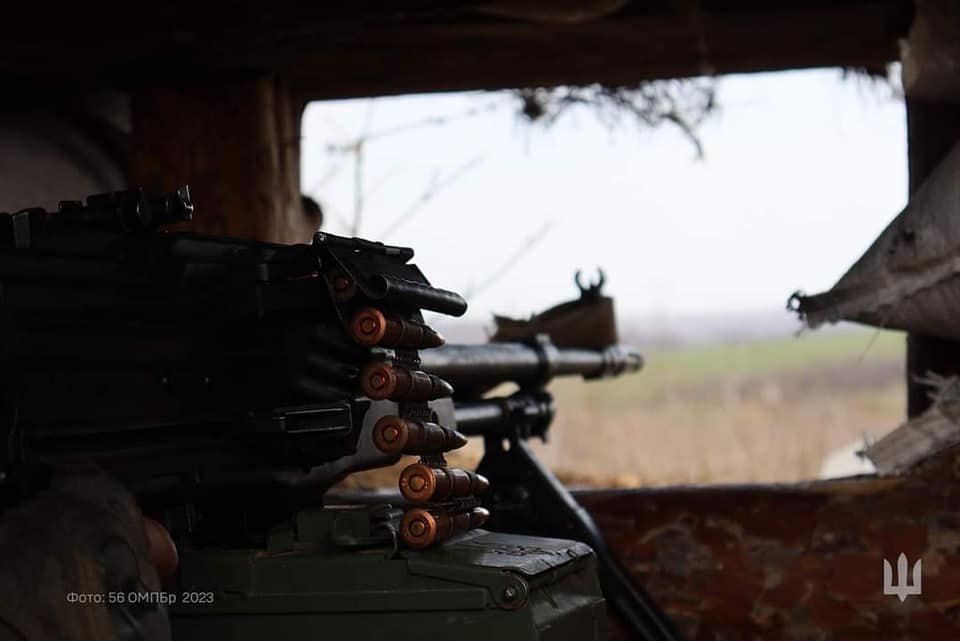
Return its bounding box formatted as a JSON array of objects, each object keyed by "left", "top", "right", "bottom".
[
  {"left": 551, "top": 328, "right": 905, "bottom": 404},
  {"left": 643, "top": 328, "right": 904, "bottom": 384}
]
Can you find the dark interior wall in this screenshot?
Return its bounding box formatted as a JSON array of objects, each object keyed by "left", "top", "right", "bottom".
[
  {"left": 0, "top": 92, "right": 129, "bottom": 211},
  {"left": 0, "top": 84, "right": 316, "bottom": 244}
]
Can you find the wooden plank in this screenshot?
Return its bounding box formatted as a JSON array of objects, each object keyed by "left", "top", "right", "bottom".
[
  {"left": 577, "top": 445, "right": 960, "bottom": 640},
  {"left": 285, "top": 3, "right": 906, "bottom": 98},
  {"left": 901, "top": 0, "right": 960, "bottom": 101},
  {"left": 902, "top": 0, "right": 960, "bottom": 416},
  {"left": 129, "top": 78, "right": 316, "bottom": 244},
  {"left": 0, "top": 2, "right": 908, "bottom": 97}
]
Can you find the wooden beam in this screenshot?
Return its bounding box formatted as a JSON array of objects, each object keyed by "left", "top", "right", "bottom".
[
  {"left": 901, "top": 0, "right": 960, "bottom": 101},
  {"left": 0, "top": 2, "right": 908, "bottom": 98},
  {"left": 286, "top": 3, "right": 907, "bottom": 99},
  {"left": 579, "top": 445, "right": 960, "bottom": 640},
  {"left": 130, "top": 78, "right": 316, "bottom": 244},
  {"left": 902, "top": 0, "right": 960, "bottom": 416}
]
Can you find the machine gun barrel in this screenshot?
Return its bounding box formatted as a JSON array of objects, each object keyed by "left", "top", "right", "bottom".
[
  {"left": 452, "top": 392, "right": 554, "bottom": 439},
  {"left": 418, "top": 342, "right": 643, "bottom": 393}
]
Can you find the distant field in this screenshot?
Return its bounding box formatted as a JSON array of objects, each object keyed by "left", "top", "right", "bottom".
[
  {"left": 582, "top": 328, "right": 904, "bottom": 406},
  {"left": 343, "top": 328, "right": 907, "bottom": 490},
  {"left": 536, "top": 328, "right": 905, "bottom": 486}
]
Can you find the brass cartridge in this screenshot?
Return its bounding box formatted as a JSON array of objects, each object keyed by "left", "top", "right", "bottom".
[
  {"left": 399, "top": 463, "right": 489, "bottom": 503},
  {"left": 350, "top": 308, "right": 445, "bottom": 348},
  {"left": 372, "top": 416, "right": 468, "bottom": 455},
  {"left": 360, "top": 362, "right": 453, "bottom": 401},
  {"left": 400, "top": 507, "right": 490, "bottom": 549}
]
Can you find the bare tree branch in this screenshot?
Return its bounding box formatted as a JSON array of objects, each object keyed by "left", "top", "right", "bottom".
[
  {"left": 351, "top": 140, "right": 365, "bottom": 236},
  {"left": 461, "top": 219, "right": 555, "bottom": 302},
  {"left": 311, "top": 80, "right": 716, "bottom": 240},
  {"left": 513, "top": 79, "right": 717, "bottom": 157},
  {"left": 361, "top": 101, "right": 504, "bottom": 143},
  {"left": 379, "top": 155, "right": 486, "bottom": 239},
  {"left": 322, "top": 101, "right": 504, "bottom": 237}
]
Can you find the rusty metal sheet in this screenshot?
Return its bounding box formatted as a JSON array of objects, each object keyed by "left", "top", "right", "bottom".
[{"left": 578, "top": 447, "right": 960, "bottom": 640}]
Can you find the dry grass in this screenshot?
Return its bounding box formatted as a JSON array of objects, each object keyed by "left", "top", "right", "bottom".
[{"left": 538, "top": 370, "right": 902, "bottom": 486}]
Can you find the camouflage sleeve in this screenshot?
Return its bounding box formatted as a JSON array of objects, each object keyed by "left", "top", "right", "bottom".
[{"left": 0, "top": 466, "right": 171, "bottom": 641}]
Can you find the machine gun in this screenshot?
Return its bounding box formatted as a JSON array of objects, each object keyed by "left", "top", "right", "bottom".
[
  {"left": 418, "top": 288, "right": 681, "bottom": 641},
  {"left": 0, "top": 187, "right": 679, "bottom": 641},
  {"left": 0, "top": 187, "right": 467, "bottom": 504},
  {"left": 338, "top": 276, "right": 680, "bottom": 640}
]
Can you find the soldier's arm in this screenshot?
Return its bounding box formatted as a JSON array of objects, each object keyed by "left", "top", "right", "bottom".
[{"left": 0, "top": 467, "right": 174, "bottom": 641}]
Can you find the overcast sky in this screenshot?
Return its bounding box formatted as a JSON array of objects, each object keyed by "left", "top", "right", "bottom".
[{"left": 301, "top": 69, "right": 907, "bottom": 329}]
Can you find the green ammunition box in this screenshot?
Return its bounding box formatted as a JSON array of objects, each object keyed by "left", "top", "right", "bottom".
[{"left": 170, "top": 507, "right": 607, "bottom": 641}]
